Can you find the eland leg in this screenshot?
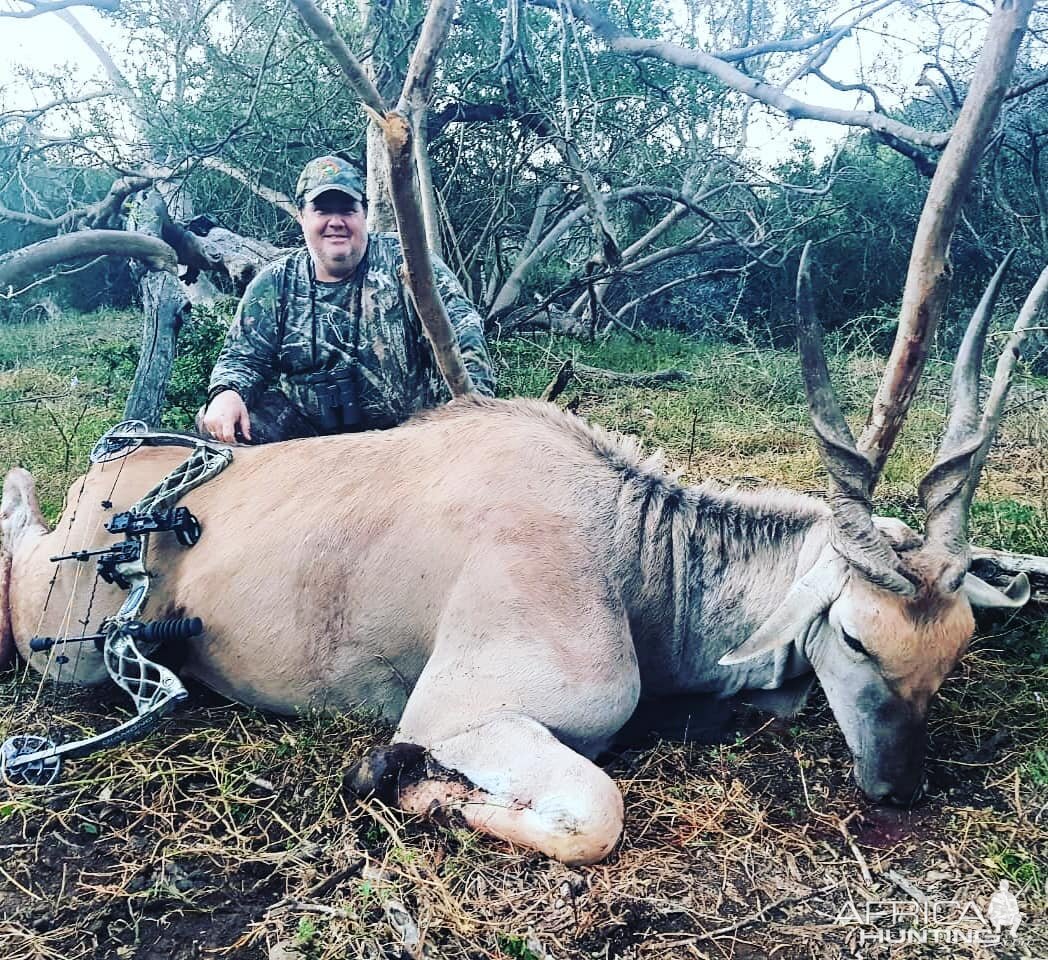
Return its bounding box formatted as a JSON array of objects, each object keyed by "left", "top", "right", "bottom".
[
  {"left": 351, "top": 714, "right": 624, "bottom": 865},
  {"left": 1, "top": 468, "right": 49, "bottom": 665},
  {"left": 357, "top": 546, "right": 639, "bottom": 863}
]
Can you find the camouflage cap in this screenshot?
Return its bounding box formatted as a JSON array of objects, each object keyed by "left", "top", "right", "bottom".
[{"left": 295, "top": 155, "right": 365, "bottom": 206}]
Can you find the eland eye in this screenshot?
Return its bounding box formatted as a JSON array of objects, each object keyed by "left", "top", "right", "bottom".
[{"left": 842, "top": 630, "right": 868, "bottom": 657}]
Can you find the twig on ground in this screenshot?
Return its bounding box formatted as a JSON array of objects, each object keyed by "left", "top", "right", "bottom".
[
  {"left": 693, "top": 883, "right": 841, "bottom": 941},
  {"left": 887, "top": 868, "right": 929, "bottom": 904},
  {"left": 266, "top": 900, "right": 351, "bottom": 919},
  {"left": 838, "top": 811, "right": 873, "bottom": 886}
]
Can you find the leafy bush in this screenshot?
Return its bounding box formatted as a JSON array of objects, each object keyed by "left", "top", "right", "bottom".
[{"left": 162, "top": 303, "right": 235, "bottom": 430}]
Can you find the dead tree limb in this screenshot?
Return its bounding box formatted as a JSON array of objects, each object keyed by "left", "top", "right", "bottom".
[
  {"left": 0, "top": 230, "right": 176, "bottom": 295},
  {"left": 532, "top": 0, "right": 954, "bottom": 149},
  {"left": 0, "top": 0, "right": 117, "bottom": 18},
  {"left": 971, "top": 546, "right": 1048, "bottom": 604},
  {"left": 857, "top": 0, "right": 1035, "bottom": 484},
  {"left": 123, "top": 190, "right": 191, "bottom": 425}
]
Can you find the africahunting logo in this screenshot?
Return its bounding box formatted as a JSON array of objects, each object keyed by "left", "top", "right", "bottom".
[{"left": 834, "top": 879, "right": 1024, "bottom": 947}]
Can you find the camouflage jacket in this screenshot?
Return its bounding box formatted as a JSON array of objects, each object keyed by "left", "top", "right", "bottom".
[{"left": 208, "top": 235, "right": 496, "bottom": 431}]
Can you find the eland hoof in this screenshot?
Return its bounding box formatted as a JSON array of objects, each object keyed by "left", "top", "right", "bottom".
[{"left": 343, "top": 742, "right": 427, "bottom": 804}]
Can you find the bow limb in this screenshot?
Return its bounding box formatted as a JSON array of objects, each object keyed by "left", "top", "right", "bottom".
[{"left": 2, "top": 627, "right": 188, "bottom": 785}]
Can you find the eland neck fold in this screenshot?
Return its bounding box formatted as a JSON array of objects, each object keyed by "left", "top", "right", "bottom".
[{"left": 624, "top": 480, "right": 831, "bottom": 698}]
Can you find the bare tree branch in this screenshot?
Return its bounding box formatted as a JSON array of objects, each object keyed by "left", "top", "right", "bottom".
[
  {"left": 0, "top": 0, "right": 117, "bottom": 18},
  {"left": 527, "top": 0, "right": 954, "bottom": 149},
  {"left": 717, "top": 0, "right": 901, "bottom": 64},
  {"left": 1006, "top": 69, "right": 1048, "bottom": 99},
  {"left": 0, "top": 176, "right": 153, "bottom": 229},
  {"left": 0, "top": 90, "right": 111, "bottom": 125},
  {"left": 0, "top": 230, "right": 177, "bottom": 295},
  {"left": 288, "top": 0, "right": 385, "bottom": 113},
  {"left": 812, "top": 68, "right": 884, "bottom": 113},
  {"left": 198, "top": 157, "right": 297, "bottom": 217},
  {"left": 857, "top": 0, "right": 1035, "bottom": 484},
  {"left": 715, "top": 30, "right": 838, "bottom": 63},
  {"left": 55, "top": 9, "right": 134, "bottom": 98}
]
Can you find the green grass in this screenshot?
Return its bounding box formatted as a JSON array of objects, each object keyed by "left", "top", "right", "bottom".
[
  {"left": 984, "top": 843, "right": 1046, "bottom": 894},
  {"left": 0, "top": 307, "right": 230, "bottom": 518},
  {"left": 2, "top": 311, "right": 1045, "bottom": 554},
  {"left": 496, "top": 933, "right": 544, "bottom": 960}
]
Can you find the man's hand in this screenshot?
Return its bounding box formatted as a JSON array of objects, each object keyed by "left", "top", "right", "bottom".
[{"left": 203, "top": 390, "right": 252, "bottom": 443}]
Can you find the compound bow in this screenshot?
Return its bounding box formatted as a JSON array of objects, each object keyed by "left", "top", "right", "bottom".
[{"left": 0, "top": 421, "right": 233, "bottom": 786}]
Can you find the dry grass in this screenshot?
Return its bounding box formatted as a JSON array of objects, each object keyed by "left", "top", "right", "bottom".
[
  {"left": 0, "top": 320, "right": 1046, "bottom": 959},
  {"left": 1, "top": 662, "right": 1044, "bottom": 959}
]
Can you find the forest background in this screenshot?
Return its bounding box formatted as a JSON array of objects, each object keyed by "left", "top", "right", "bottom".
[{"left": 3, "top": 0, "right": 1048, "bottom": 384}]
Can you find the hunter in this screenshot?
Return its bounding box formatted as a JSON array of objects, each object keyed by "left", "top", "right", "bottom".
[{"left": 201, "top": 155, "right": 496, "bottom": 444}]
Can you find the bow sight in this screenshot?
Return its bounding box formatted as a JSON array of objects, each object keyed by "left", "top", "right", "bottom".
[
  {"left": 0, "top": 421, "right": 233, "bottom": 787},
  {"left": 50, "top": 506, "right": 201, "bottom": 588}
]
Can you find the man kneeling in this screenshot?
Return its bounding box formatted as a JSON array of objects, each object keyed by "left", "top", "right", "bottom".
[{"left": 200, "top": 155, "right": 495, "bottom": 444}]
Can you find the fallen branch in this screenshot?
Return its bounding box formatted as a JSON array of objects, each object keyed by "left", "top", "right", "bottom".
[
  {"left": 886, "top": 868, "right": 930, "bottom": 905},
  {"left": 971, "top": 545, "right": 1048, "bottom": 603},
  {"left": 0, "top": 230, "right": 176, "bottom": 295}
]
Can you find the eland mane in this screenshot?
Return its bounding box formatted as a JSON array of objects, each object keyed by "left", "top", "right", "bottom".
[{"left": 412, "top": 394, "right": 827, "bottom": 552}]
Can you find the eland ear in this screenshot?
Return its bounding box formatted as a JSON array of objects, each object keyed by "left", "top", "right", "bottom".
[
  {"left": 963, "top": 571, "right": 1030, "bottom": 610},
  {"left": 718, "top": 552, "right": 848, "bottom": 666}
]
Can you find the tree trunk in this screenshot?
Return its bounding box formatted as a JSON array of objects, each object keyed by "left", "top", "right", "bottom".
[
  {"left": 124, "top": 271, "right": 190, "bottom": 424},
  {"left": 357, "top": 0, "right": 410, "bottom": 235},
  {"left": 124, "top": 188, "right": 191, "bottom": 425}
]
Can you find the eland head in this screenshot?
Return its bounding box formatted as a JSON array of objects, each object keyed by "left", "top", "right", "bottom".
[{"left": 722, "top": 245, "right": 1037, "bottom": 804}]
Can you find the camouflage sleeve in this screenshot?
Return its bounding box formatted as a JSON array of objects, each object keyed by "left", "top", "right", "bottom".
[
  {"left": 208, "top": 267, "right": 283, "bottom": 407},
  {"left": 431, "top": 255, "right": 497, "bottom": 397}
]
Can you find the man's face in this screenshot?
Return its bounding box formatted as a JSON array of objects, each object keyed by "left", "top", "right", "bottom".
[{"left": 299, "top": 191, "right": 368, "bottom": 282}]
